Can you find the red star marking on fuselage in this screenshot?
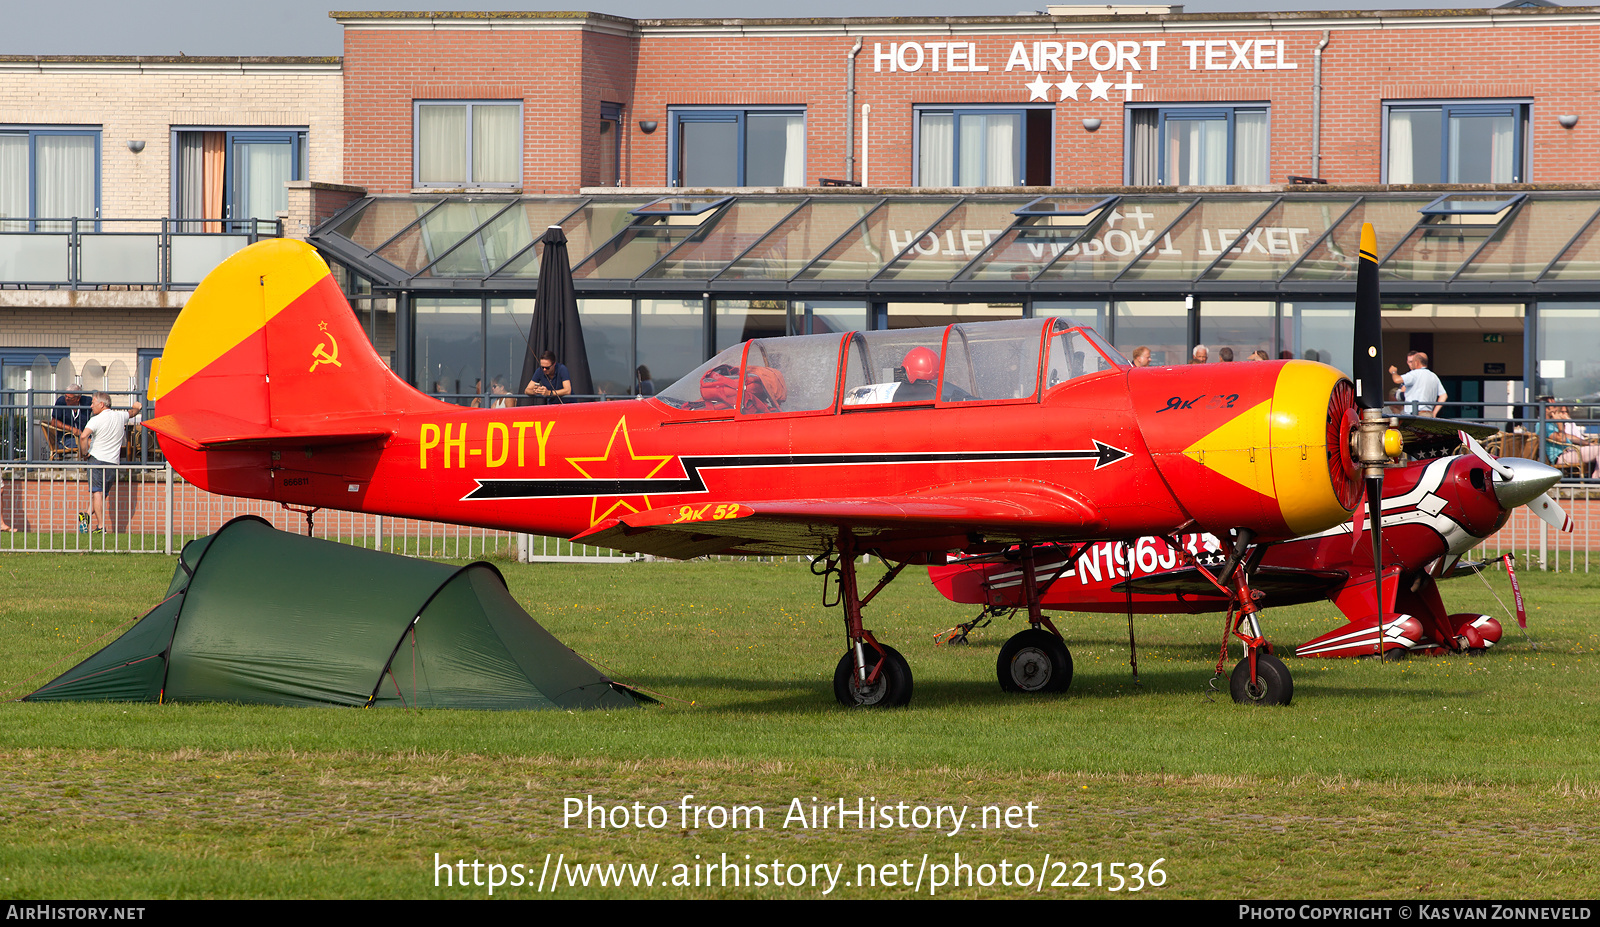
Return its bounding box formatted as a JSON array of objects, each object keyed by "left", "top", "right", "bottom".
[{"left": 566, "top": 416, "right": 678, "bottom": 526}]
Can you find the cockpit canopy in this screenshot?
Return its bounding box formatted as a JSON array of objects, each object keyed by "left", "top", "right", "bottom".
[{"left": 655, "top": 317, "right": 1126, "bottom": 416}]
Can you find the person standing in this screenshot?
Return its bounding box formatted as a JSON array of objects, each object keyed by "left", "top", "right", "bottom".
[
  {"left": 524, "top": 351, "right": 572, "bottom": 405},
  {"left": 80, "top": 391, "right": 142, "bottom": 533},
  {"left": 1388, "top": 351, "right": 1447, "bottom": 417},
  {"left": 1190, "top": 345, "right": 1209, "bottom": 364},
  {"left": 1130, "top": 346, "right": 1152, "bottom": 367}
]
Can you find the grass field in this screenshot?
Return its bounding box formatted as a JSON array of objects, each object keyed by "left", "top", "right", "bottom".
[{"left": 2, "top": 552, "right": 1597, "bottom": 899}]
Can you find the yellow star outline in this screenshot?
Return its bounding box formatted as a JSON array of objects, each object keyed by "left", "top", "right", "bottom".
[{"left": 565, "top": 416, "right": 677, "bottom": 525}]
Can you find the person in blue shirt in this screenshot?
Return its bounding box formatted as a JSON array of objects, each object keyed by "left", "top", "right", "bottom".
[{"left": 524, "top": 351, "right": 571, "bottom": 405}]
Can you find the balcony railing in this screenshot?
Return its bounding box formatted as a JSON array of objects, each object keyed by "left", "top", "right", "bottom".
[{"left": 0, "top": 217, "right": 283, "bottom": 290}]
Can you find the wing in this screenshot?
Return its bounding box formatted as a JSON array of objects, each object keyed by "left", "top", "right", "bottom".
[
  {"left": 570, "top": 480, "right": 1104, "bottom": 559},
  {"left": 1111, "top": 565, "right": 1349, "bottom": 606},
  {"left": 1397, "top": 414, "right": 1495, "bottom": 459}
]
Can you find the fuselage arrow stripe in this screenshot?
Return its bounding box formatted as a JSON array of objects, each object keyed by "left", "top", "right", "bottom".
[{"left": 462, "top": 443, "right": 1131, "bottom": 501}]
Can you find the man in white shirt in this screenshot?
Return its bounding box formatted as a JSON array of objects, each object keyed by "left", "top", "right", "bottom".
[
  {"left": 1388, "top": 351, "right": 1447, "bottom": 417},
  {"left": 80, "top": 391, "right": 142, "bottom": 533}
]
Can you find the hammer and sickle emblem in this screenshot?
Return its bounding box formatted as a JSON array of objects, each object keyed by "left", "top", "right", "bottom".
[{"left": 309, "top": 321, "right": 342, "bottom": 373}]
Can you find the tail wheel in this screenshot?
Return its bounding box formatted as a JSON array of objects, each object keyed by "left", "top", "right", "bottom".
[
  {"left": 997, "top": 629, "right": 1074, "bottom": 694},
  {"left": 1230, "top": 653, "right": 1293, "bottom": 706},
  {"left": 833, "top": 645, "right": 913, "bottom": 708}
]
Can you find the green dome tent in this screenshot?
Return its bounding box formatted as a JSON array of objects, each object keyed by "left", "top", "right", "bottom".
[{"left": 27, "top": 516, "right": 639, "bottom": 710}]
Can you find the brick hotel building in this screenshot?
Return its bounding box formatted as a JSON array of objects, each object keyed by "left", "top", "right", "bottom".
[{"left": 9, "top": 4, "right": 1600, "bottom": 425}]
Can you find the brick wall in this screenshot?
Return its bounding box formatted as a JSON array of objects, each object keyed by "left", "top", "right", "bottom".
[
  {"left": 339, "top": 9, "right": 1600, "bottom": 191},
  {"left": 0, "top": 58, "right": 343, "bottom": 219}
]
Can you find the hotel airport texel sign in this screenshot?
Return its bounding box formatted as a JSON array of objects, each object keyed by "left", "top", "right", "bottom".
[{"left": 874, "top": 38, "right": 1297, "bottom": 101}]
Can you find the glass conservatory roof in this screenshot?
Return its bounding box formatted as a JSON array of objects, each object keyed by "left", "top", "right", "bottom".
[{"left": 313, "top": 190, "right": 1600, "bottom": 298}]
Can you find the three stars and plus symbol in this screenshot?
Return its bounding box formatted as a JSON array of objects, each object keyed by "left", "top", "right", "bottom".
[
  {"left": 1024, "top": 71, "right": 1142, "bottom": 102},
  {"left": 565, "top": 417, "right": 680, "bottom": 526}
]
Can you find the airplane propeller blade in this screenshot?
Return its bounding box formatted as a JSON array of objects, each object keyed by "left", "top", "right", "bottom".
[
  {"left": 1352, "top": 223, "right": 1388, "bottom": 655},
  {"left": 1529, "top": 492, "right": 1575, "bottom": 533},
  {"left": 1458, "top": 429, "right": 1516, "bottom": 481}
]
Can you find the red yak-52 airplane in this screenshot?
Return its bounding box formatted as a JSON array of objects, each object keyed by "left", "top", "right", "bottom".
[
  {"left": 930, "top": 434, "right": 1569, "bottom": 669},
  {"left": 147, "top": 228, "right": 1413, "bottom": 708}
]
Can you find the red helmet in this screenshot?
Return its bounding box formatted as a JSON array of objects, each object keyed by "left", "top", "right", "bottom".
[{"left": 902, "top": 346, "right": 938, "bottom": 384}]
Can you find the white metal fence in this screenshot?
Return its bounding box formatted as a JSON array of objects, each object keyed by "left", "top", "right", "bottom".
[
  {"left": 0, "top": 462, "right": 632, "bottom": 562},
  {"left": 0, "top": 461, "right": 1594, "bottom": 570}
]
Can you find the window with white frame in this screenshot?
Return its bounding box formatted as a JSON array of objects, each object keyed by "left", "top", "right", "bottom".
[
  {"left": 669, "top": 108, "right": 805, "bottom": 188},
  {"left": 1127, "top": 105, "right": 1269, "bottom": 186},
  {"left": 0, "top": 127, "right": 99, "bottom": 231},
  {"left": 414, "top": 101, "right": 522, "bottom": 188},
  {"left": 1384, "top": 101, "right": 1528, "bottom": 184},
  {"left": 916, "top": 107, "right": 1052, "bottom": 187}
]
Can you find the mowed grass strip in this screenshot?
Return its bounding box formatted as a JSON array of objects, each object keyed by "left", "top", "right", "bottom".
[{"left": 2, "top": 553, "right": 1598, "bottom": 898}]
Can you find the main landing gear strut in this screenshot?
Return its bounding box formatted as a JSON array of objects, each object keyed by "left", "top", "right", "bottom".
[
  {"left": 996, "top": 544, "right": 1074, "bottom": 694},
  {"left": 818, "top": 531, "right": 913, "bottom": 708},
  {"left": 1197, "top": 530, "right": 1293, "bottom": 706}
]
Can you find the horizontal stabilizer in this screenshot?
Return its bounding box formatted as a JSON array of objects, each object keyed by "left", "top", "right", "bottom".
[{"left": 144, "top": 410, "right": 392, "bottom": 451}]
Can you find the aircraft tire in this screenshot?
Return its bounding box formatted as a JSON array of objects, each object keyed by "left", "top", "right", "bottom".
[
  {"left": 997, "top": 629, "right": 1073, "bottom": 694},
  {"left": 1229, "top": 652, "right": 1293, "bottom": 706},
  {"left": 833, "top": 645, "right": 913, "bottom": 708}
]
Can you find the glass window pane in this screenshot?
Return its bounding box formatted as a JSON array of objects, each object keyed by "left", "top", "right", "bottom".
[
  {"left": 1233, "top": 111, "right": 1269, "bottom": 185},
  {"left": 1035, "top": 301, "right": 1110, "bottom": 339},
  {"left": 472, "top": 104, "right": 520, "bottom": 184},
  {"left": 486, "top": 298, "right": 530, "bottom": 405},
  {"left": 1114, "top": 300, "right": 1186, "bottom": 365},
  {"left": 716, "top": 299, "right": 789, "bottom": 351},
  {"left": 800, "top": 301, "right": 868, "bottom": 335},
  {"left": 887, "top": 302, "right": 1023, "bottom": 329},
  {"left": 1206, "top": 198, "right": 1356, "bottom": 281},
  {"left": 418, "top": 105, "right": 469, "bottom": 184},
  {"left": 745, "top": 114, "right": 803, "bottom": 187},
  {"left": 232, "top": 139, "right": 292, "bottom": 225},
  {"left": 919, "top": 114, "right": 954, "bottom": 187},
  {"left": 578, "top": 298, "right": 635, "bottom": 398},
  {"left": 796, "top": 198, "right": 953, "bottom": 281},
  {"left": 1535, "top": 302, "right": 1600, "bottom": 399},
  {"left": 1449, "top": 111, "right": 1515, "bottom": 183},
  {"left": 1458, "top": 198, "right": 1600, "bottom": 281},
  {"left": 1035, "top": 197, "right": 1194, "bottom": 282},
  {"left": 1165, "top": 116, "right": 1227, "bottom": 185},
  {"left": 875, "top": 198, "right": 1032, "bottom": 282},
  {"left": 33, "top": 135, "right": 95, "bottom": 230},
  {"left": 0, "top": 135, "right": 27, "bottom": 230},
  {"left": 1387, "top": 109, "right": 1441, "bottom": 184},
  {"left": 719, "top": 199, "right": 880, "bottom": 281},
  {"left": 1286, "top": 197, "right": 1435, "bottom": 282},
  {"left": 1282, "top": 302, "right": 1352, "bottom": 371},
  {"left": 638, "top": 298, "right": 705, "bottom": 394},
  {"left": 496, "top": 199, "right": 653, "bottom": 278},
  {"left": 415, "top": 298, "right": 482, "bottom": 402},
  {"left": 644, "top": 199, "right": 802, "bottom": 279},
  {"left": 1198, "top": 301, "right": 1274, "bottom": 365},
  {"left": 1119, "top": 198, "right": 1277, "bottom": 281},
  {"left": 680, "top": 121, "right": 738, "bottom": 187}
]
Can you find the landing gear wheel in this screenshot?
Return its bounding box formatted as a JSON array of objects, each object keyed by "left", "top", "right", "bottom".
[
  {"left": 833, "top": 645, "right": 913, "bottom": 708},
  {"left": 1229, "top": 652, "right": 1293, "bottom": 706},
  {"left": 997, "top": 629, "right": 1074, "bottom": 693},
  {"left": 1382, "top": 646, "right": 1410, "bottom": 662}
]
